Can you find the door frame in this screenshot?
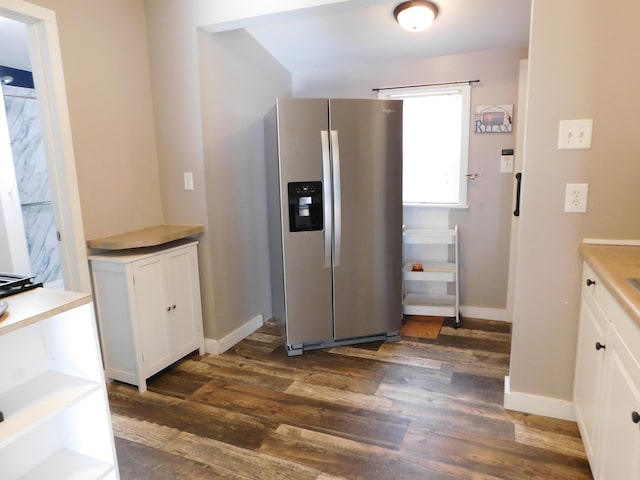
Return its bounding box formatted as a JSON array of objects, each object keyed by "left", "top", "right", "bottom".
[{"left": 0, "top": 0, "right": 90, "bottom": 292}]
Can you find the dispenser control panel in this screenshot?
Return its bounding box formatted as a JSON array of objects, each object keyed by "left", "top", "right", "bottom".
[{"left": 288, "top": 181, "right": 323, "bottom": 232}]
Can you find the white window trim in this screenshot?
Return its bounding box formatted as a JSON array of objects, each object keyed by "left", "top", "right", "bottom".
[{"left": 378, "top": 84, "right": 471, "bottom": 209}]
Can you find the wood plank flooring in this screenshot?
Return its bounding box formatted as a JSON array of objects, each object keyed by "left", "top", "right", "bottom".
[{"left": 107, "top": 318, "right": 593, "bottom": 479}]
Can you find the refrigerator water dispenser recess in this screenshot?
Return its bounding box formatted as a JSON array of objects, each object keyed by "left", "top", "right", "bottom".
[{"left": 288, "top": 181, "right": 323, "bottom": 232}]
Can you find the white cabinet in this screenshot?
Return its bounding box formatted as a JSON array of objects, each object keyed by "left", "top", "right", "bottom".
[
  {"left": 0, "top": 289, "right": 119, "bottom": 479},
  {"left": 402, "top": 226, "right": 460, "bottom": 327},
  {"left": 573, "top": 265, "right": 608, "bottom": 462},
  {"left": 89, "top": 241, "right": 205, "bottom": 393},
  {"left": 574, "top": 262, "right": 640, "bottom": 479},
  {"left": 598, "top": 324, "right": 640, "bottom": 480}
]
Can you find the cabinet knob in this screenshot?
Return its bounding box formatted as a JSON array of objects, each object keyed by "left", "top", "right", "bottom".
[
  {"left": 166, "top": 306, "right": 171, "bottom": 312},
  {"left": 595, "top": 342, "right": 606, "bottom": 351},
  {"left": 632, "top": 411, "right": 640, "bottom": 424},
  {"left": 172, "top": 304, "right": 176, "bottom": 310},
  {"left": 586, "top": 278, "right": 596, "bottom": 286}
]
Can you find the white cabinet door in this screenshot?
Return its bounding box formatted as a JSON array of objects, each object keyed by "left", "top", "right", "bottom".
[
  {"left": 597, "top": 327, "right": 640, "bottom": 480},
  {"left": 132, "top": 256, "right": 172, "bottom": 376},
  {"left": 165, "top": 246, "right": 202, "bottom": 358},
  {"left": 574, "top": 297, "right": 607, "bottom": 462}
]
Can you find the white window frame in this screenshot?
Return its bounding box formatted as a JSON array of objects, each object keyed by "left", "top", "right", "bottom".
[{"left": 378, "top": 84, "right": 471, "bottom": 208}]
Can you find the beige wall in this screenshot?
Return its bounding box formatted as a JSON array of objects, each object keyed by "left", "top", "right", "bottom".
[
  {"left": 143, "top": 0, "right": 304, "bottom": 340},
  {"left": 294, "top": 47, "right": 527, "bottom": 312},
  {"left": 509, "top": 0, "right": 640, "bottom": 403},
  {"left": 198, "top": 28, "right": 291, "bottom": 338},
  {"left": 585, "top": 2, "right": 640, "bottom": 237},
  {"left": 31, "top": 0, "right": 163, "bottom": 240}
]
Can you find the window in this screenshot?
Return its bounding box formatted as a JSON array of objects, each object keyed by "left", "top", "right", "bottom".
[{"left": 379, "top": 84, "right": 470, "bottom": 207}]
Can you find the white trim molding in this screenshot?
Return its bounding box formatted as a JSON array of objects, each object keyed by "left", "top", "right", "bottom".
[
  {"left": 205, "top": 313, "right": 264, "bottom": 355},
  {"left": 461, "top": 305, "right": 508, "bottom": 322},
  {"left": 503, "top": 376, "right": 576, "bottom": 421},
  {"left": 0, "top": 0, "right": 91, "bottom": 293},
  {"left": 583, "top": 238, "right": 640, "bottom": 246}
]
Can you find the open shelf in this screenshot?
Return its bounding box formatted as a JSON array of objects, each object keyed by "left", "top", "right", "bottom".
[
  {"left": 403, "top": 293, "right": 457, "bottom": 317},
  {"left": 403, "top": 262, "right": 456, "bottom": 282},
  {"left": 0, "top": 289, "right": 119, "bottom": 479},
  {"left": 20, "top": 449, "right": 114, "bottom": 480},
  {"left": 0, "top": 370, "right": 100, "bottom": 449},
  {"left": 403, "top": 228, "right": 456, "bottom": 244}
]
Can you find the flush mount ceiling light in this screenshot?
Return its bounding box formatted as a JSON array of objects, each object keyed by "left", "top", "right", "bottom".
[
  {"left": 0, "top": 75, "right": 14, "bottom": 85},
  {"left": 393, "top": 0, "right": 439, "bottom": 32}
]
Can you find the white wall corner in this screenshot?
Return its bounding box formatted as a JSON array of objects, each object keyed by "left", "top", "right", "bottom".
[
  {"left": 461, "top": 305, "right": 508, "bottom": 322},
  {"left": 204, "top": 313, "right": 264, "bottom": 355},
  {"left": 503, "top": 376, "right": 576, "bottom": 421}
]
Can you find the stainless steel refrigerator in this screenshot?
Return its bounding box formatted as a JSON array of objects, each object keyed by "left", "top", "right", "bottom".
[{"left": 265, "top": 98, "right": 403, "bottom": 356}]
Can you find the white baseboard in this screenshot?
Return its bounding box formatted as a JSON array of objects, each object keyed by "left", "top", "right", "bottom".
[
  {"left": 204, "top": 313, "right": 264, "bottom": 355},
  {"left": 503, "top": 376, "right": 576, "bottom": 421},
  {"left": 461, "top": 305, "right": 508, "bottom": 322}
]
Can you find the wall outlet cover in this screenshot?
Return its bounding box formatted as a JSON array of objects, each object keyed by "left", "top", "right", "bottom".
[{"left": 564, "top": 183, "right": 589, "bottom": 213}]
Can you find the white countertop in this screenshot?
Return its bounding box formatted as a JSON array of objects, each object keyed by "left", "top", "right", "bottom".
[{"left": 0, "top": 288, "right": 91, "bottom": 336}]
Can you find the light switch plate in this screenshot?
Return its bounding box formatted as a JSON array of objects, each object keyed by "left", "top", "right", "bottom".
[
  {"left": 184, "top": 172, "right": 194, "bottom": 191},
  {"left": 558, "top": 119, "right": 593, "bottom": 149},
  {"left": 500, "top": 154, "right": 514, "bottom": 173}
]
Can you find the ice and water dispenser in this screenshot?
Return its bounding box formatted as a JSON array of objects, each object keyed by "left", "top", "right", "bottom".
[{"left": 288, "top": 181, "right": 323, "bottom": 232}]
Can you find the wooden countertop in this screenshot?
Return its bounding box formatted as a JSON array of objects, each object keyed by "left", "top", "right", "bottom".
[
  {"left": 0, "top": 288, "right": 92, "bottom": 336},
  {"left": 86, "top": 224, "right": 205, "bottom": 250},
  {"left": 579, "top": 244, "right": 640, "bottom": 327}
]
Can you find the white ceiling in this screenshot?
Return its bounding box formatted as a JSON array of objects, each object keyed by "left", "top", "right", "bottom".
[
  {"left": 245, "top": 0, "right": 532, "bottom": 72},
  {"left": 0, "top": 0, "right": 531, "bottom": 74}
]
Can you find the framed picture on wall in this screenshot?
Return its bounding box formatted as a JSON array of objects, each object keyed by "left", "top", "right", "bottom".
[{"left": 474, "top": 104, "right": 513, "bottom": 133}]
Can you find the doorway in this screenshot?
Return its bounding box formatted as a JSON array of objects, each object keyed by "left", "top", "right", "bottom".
[
  {"left": 0, "top": 2, "right": 91, "bottom": 293},
  {"left": 1, "top": 58, "right": 63, "bottom": 287}
]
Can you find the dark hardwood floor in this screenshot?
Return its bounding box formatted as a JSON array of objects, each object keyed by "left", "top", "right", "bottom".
[{"left": 107, "top": 318, "right": 592, "bottom": 479}]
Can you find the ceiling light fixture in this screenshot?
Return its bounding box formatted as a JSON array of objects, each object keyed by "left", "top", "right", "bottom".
[
  {"left": 393, "top": 0, "right": 439, "bottom": 32},
  {"left": 0, "top": 75, "right": 14, "bottom": 85}
]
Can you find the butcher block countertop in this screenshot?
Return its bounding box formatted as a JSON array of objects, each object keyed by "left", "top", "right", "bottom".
[
  {"left": 0, "top": 288, "right": 91, "bottom": 336},
  {"left": 86, "top": 224, "right": 205, "bottom": 250},
  {"left": 579, "top": 243, "right": 640, "bottom": 327}
]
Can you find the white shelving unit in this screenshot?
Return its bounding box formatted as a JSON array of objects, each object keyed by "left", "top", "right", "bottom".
[
  {"left": 0, "top": 289, "right": 119, "bottom": 479},
  {"left": 402, "top": 226, "right": 461, "bottom": 327}
]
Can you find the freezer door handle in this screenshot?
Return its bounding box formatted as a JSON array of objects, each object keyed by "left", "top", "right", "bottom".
[
  {"left": 321, "top": 130, "right": 332, "bottom": 268},
  {"left": 331, "top": 130, "right": 342, "bottom": 267}
]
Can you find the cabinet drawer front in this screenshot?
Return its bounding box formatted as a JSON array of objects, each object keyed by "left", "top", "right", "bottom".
[
  {"left": 582, "top": 264, "right": 613, "bottom": 321},
  {"left": 610, "top": 299, "right": 640, "bottom": 362}
]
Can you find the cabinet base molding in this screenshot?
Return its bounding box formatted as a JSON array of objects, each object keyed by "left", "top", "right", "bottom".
[
  {"left": 503, "top": 376, "right": 576, "bottom": 421},
  {"left": 205, "top": 314, "right": 264, "bottom": 355}
]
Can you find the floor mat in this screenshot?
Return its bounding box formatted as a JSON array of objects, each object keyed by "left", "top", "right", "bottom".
[{"left": 400, "top": 315, "right": 445, "bottom": 339}]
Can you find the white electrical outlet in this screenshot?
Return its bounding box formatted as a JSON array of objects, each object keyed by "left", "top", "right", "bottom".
[
  {"left": 184, "top": 172, "right": 194, "bottom": 191},
  {"left": 558, "top": 119, "right": 593, "bottom": 149},
  {"left": 564, "top": 183, "right": 589, "bottom": 213}
]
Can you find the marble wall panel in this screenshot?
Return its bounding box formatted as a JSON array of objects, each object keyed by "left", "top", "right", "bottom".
[{"left": 2, "top": 84, "right": 61, "bottom": 285}]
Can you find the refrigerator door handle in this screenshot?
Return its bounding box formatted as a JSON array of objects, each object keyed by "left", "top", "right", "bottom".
[
  {"left": 331, "top": 130, "right": 342, "bottom": 267},
  {"left": 321, "top": 130, "right": 332, "bottom": 268}
]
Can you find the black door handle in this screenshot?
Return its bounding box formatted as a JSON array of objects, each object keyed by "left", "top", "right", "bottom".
[
  {"left": 513, "top": 172, "right": 522, "bottom": 217},
  {"left": 586, "top": 279, "right": 596, "bottom": 286},
  {"left": 595, "top": 342, "right": 606, "bottom": 351}
]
